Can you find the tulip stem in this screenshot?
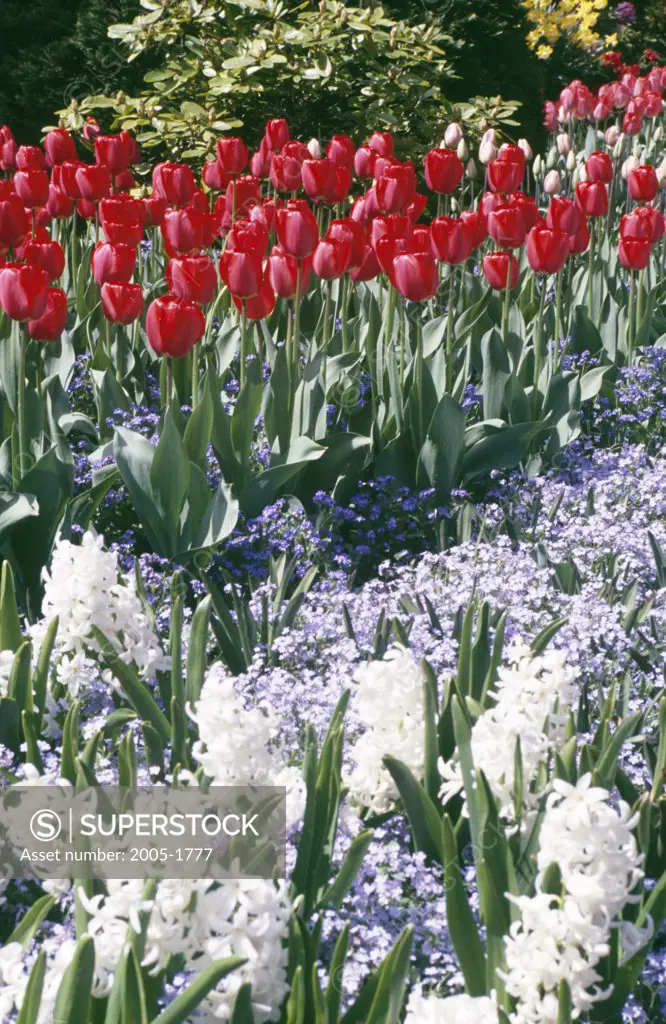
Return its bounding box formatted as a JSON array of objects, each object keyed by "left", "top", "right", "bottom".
[
  {"left": 636, "top": 268, "right": 645, "bottom": 345},
  {"left": 15, "top": 323, "right": 27, "bottom": 487},
  {"left": 445, "top": 267, "right": 456, "bottom": 394},
  {"left": 502, "top": 265, "right": 511, "bottom": 349},
  {"left": 293, "top": 263, "right": 302, "bottom": 391},
  {"left": 588, "top": 218, "right": 595, "bottom": 323},
  {"left": 191, "top": 341, "right": 199, "bottom": 409},
  {"left": 341, "top": 275, "right": 350, "bottom": 353},
  {"left": 240, "top": 303, "right": 248, "bottom": 390},
  {"left": 322, "top": 280, "right": 331, "bottom": 399},
  {"left": 166, "top": 357, "right": 174, "bottom": 408},
  {"left": 628, "top": 270, "right": 636, "bottom": 367},
  {"left": 533, "top": 277, "right": 547, "bottom": 417},
  {"left": 554, "top": 270, "right": 564, "bottom": 374}
]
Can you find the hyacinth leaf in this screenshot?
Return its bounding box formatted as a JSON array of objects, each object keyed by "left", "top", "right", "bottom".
[
  {"left": 594, "top": 712, "right": 643, "bottom": 789},
  {"left": 122, "top": 947, "right": 148, "bottom": 1024},
  {"left": 364, "top": 925, "right": 414, "bottom": 1024},
  {"left": 286, "top": 965, "right": 306, "bottom": 1024},
  {"left": 90, "top": 626, "right": 171, "bottom": 743},
  {"left": 21, "top": 711, "right": 43, "bottom": 772},
  {"left": 52, "top": 934, "right": 95, "bottom": 1024},
  {"left": 530, "top": 615, "right": 568, "bottom": 656},
  {"left": 0, "top": 560, "right": 22, "bottom": 651},
  {"left": 441, "top": 813, "right": 487, "bottom": 996},
  {"left": 32, "top": 615, "right": 58, "bottom": 725},
  {"left": 7, "top": 640, "right": 33, "bottom": 715},
  {"left": 60, "top": 699, "right": 81, "bottom": 784},
  {"left": 186, "top": 594, "right": 212, "bottom": 705},
  {"left": 15, "top": 951, "right": 46, "bottom": 1024},
  {"left": 0, "top": 697, "right": 20, "bottom": 754},
  {"left": 169, "top": 576, "right": 184, "bottom": 706},
  {"left": 455, "top": 601, "right": 475, "bottom": 698},
  {"left": 229, "top": 983, "right": 255, "bottom": 1024},
  {"left": 383, "top": 756, "right": 443, "bottom": 863},
  {"left": 421, "top": 658, "right": 441, "bottom": 803},
  {"left": 7, "top": 895, "right": 56, "bottom": 950},
  {"left": 320, "top": 829, "right": 373, "bottom": 910},
  {"left": 151, "top": 957, "right": 247, "bottom": 1024},
  {"left": 325, "top": 922, "right": 350, "bottom": 1022},
  {"left": 650, "top": 699, "right": 666, "bottom": 801},
  {"left": 118, "top": 729, "right": 138, "bottom": 787}
]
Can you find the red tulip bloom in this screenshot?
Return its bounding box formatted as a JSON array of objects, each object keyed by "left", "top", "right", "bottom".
[
  {"left": 568, "top": 218, "right": 590, "bottom": 255},
  {"left": 23, "top": 239, "right": 65, "bottom": 280},
  {"left": 301, "top": 159, "right": 336, "bottom": 202},
  {"left": 100, "top": 195, "right": 147, "bottom": 228},
  {"left": 0, "top": 137, "right": 17, "bottom": 173},
  {"left": 267, "top": 246, "right": 311, "bottom": 298},
  {"left": 250, "top": 146, "right": 271, "bottom": 178},
  {"left": 77, "top": 198, "right": 97, "bottom": 220},
  {"left": 405, "top": 193, "right": 428, "bottom": 223},
  {"left": 353, "top": 146, "right": 377, "bottom": 180},
  {"left": 508, "top": 191, "right": 540, "bottom": 231},
  {"left": 202, "top": 159, "right": 232, "bottom": 191},
  {"left": 27, "top": 286, "right": 67, "bottom": 341},
  {"left": 114, "top": 170, "right": 136, "bottom": 193},
  {"left": 0, "top": 262, "right": 49, "bottom": 320},
  {"left": 585, "top": 152, "right": 613, "bottom": 184},
  {"left": 623, "top": 113, "right": 643, "bottom": 136},
  {"left": 392, "top": 252, "right": 438, "bottom": 301},
  {"left": 409, "top": 226, "right": 432, "bottom": 254},
  {"left": 250, "top": 198, "right": 280, "bottom": 235},
  {"left": 265, "top": 119, "right": 291, "bottom": 152},
  {"left": 55, "top": 161, "right": 83, "bottom": 199},
  {"left": 370, "top": 214, "right": 412, "bottom": 250},
  {"left": 232, "top": 279, "right": 276, "bottom": 320},
  {"left": 275, "top": 199, "right": 319, "bottom": 258},
  {"left": 44, "top": 129, "right": 77, "bottom": 166},
  {"left": 101, "top": 282, "right": 144, "bottom": 324},
  {"left": 367, "top": 132, "right": 394, "bottom": 157},
  {"left": 482, "top": 251, "right": 519, "bottom": 291},
  {"left": 627, "top": 165, "right": 658, "bottom": 202},
  {"left": 15, "top": 146, "right": 45, "bottom": 171},
  {"left": 326, "top": 135, "right": 355, "bottom": 167},
  {"left": 312, "top": 237, "right": 352, "bottom": 279},
  {"left": 166, "top": 254, "right": 218, "bottom": 305},
  {"left": 460, "top": 209, "right": 486, "bottom": 250},
  {"left": 546, "top": 196, "right": 582, "bottom": 236},
  {"left": 497, "top": 143, "right": 526, "bottom": 170},
  {"left": 225, "top": 175, "right": 261, "bottom": 221},
  {"left": 424, "top": 148, "right": 464, "bottom": 195},
  {"left": 487, "top": 205, "right": 527, "bottom": 248},
  {"left": 430, "top": 216, "right": 473, "bottom": 264},
  {"left": 0, "top": 191, "right": 29, "bottom": 246},
  {"left": 349, "top": 245, "right": 381, "bottom": 282},
  {"left": 227, "top": 221, "right": 269, "bottom": 258},
  {"left": 331, "top": 165, "right": 353, "bottom": 205},
  {"left": 478, "top": 191, "right": 505, "bottom": 228},
  {"left": 526, "top": 223, "right": 570, "bottom": 274},
  {"left": 487, "top": 159, "right": 523, "bottom": 194},
  {"left": 120, "top": 130, "right": 140, "bottom": 165},
  {"left": 216, "top": 137, "right": 248, "bottom": 175},
  {"left": 327, "top": 218, "right": 365, "bottom": 269},
  {"left": 91, "top": 242, "right": 136, "bottom": 285},
  {"left": 95, "top": 134, "right": 131, "bottom": 175},
  {"left": 15, "top": 227, "right": 50, "bottom": 261},
  {"left": 75, "top": 165, "right": 111, "bottom": 202},
  {"left": 375, "top": 235, "right": 411, "bottom": 276},
  {"left": 82, "top": 118, "right": 101, "bottom": 142},
  {"left": 153, "top": 163, "right": 196, "bottom": 208},
  {"left": 14, "top": 170, "right": 50, "bottom": 209},
  {"left": 644, "top": 91, "right": 662, "bottom": 117},
  {"left": 575, "top": 181, "right": 608, "bottom": 218},
  {"left": 621, "top": 206, "right": 664, "bottom": 244},
  {"left": 618, "top": 237, "right": 651, "bottom": 270},
  {"left": 376, "top": 164, "right": 416, "bottom": 214},
  {"left": 45, "top": 185, "right": 73, "bottom": 220},
  {"left": 103, "top": 219, "right": 143, "bottom": 247},
  {"left": 270, "top": 154, "right": 303, "bottom": 193},
  {"left": 219, "top": 248, "right": 263, "bottom": 298},
  {"left": 161, "top": 207, "right": 206, "bottom": 256},
  {"left": 146, "top": 295, "right": 205, "bottom": 358},
  {"left": 144, "top": 194, "right": 168, "bottom": 227}
]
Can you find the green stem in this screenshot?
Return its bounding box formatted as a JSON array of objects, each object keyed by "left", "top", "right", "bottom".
[
  {"left": 341, "top": 275, "right": 350, "bottom": 353},
  {"left": 16, "top": 324, "right": 27, "bottom": 485},
  {"left": 532, "top": 277, "right": 547, "bottom": 417},
  {"left": 446, "top": 267, "right": 456, "bottom": 394},
  {"left": 191, "top": 341, "right": 199, "bottom": 408},
  {"left": 166, "top": 357, "right": 174, "bottom": 408},
  {"left": 554, "top": 270, "right": 564, "bottom": 374},
  {"left": 240, "top": 302, "right": 248, "bottom": 390},
  {"left": 636, "top": 268, "right": 644, "bottom": 344},
  {"left": 628, "top": 270, "right": 636, "bottom": 367},
  {"left": 322, "top": 279, "right": 331, "bottom": 399},
  {"left": 502, "top": 263, "right": 512, "bottom": 348},
  {"left": 588, "top": 218, "right": 595, "bottom": 323},
  {"left": 293, "top": 262, "right": 302, "bottom": 391}
]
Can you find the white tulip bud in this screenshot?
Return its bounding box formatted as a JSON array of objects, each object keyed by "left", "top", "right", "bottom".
[
  {"left": 613, "top": 136, "right": 625, "bottom": 160},
  {"left": 533, "top": 155, "right": 543, "bottom": 178},
  {"left": 479, "top": 140, "right": 497, "bottom": 165},
  {"left": 565, "top": 150, "right": 576, "bottom": 172},
  {"left": 518, "top": 138, "right": 533, "bottom": 161},
  {"left": 444, "top": 122, "right": 463, "bottom": 148},
  {"left": 543, "top": 169, "right": 561, "bottom": 195},
  {"left": 481, "top": 128, "right": 497, "bottom": 148},
  {"left": 465, "top": 158, "right": 478, "bottom": 179},
  {"left": 622, "top": 154, "right": 638, "bottom": 180},
  {"left": 456, "top": 138, "right": 468, "bottom": 161},
  {"left": 306, "top": 138, "right": 322, "bottom": 159},
  {"left": 656, "top": 159, "right": 666, "bottom": 187},
  {"left": 653, "top": 125, "right": 663, "bottom": 143},
  {"left": 557, "top": 133, "right": 571, "bottom": 156},
  {"left": 605, "top": 125, "right": 620, "bottom": 147},
  {"left": 578, "top": 163, "right": 589, "bottom": 183},
  {"left": 546, "top": 146, "right": 559, "bottom": 170},
  {"left": 449, "top": 196, "right": 459, "bottom": 213},
  {"left": 572, "top": 167, "right": 580, "bottom": 188}
]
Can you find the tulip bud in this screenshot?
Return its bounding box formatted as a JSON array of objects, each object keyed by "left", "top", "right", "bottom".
[
  {"left": 546, "top": 147, "right": 558, "bottom": 171},
  {"left": 613, "top": 137, "right": 625, "bottom": 160},
  {"left": 622, "top": 154, "right": 639, "bottom": 180},
  {"left": 557, "top": 133, "right": 571, "bottom": 156},
  {"left": 605, "top": 125, "right": 620, "bottom": 147},
  {"left": 653, "top": 125, "right": 663, "bottom": 143},
  {"left": 579, "top": 163, "right": 589, "bottom": 183},
  {"left": 518, "top": 138, "right": 532, "bottom": 161},
  {"left": 656, "top": 160, "right": 666, "bottom": 188},
  {"left": 456, "top": 139, "right": 468, "bottom": 161},
  {"left": 307, "top": 138, "right": 322, "bottom": 159},
  {"left": 533, "top": 155, "right": 543, "bottom": 178},
  {"left": 444, "top": 123, "right": 463, "bottom": 148},
  {"left": 478, "top": 140, "right": 496, "bottom": 165},
  {"left": 571, "top": 168, "right": 580, "bottom": 188},
  {"left": 449, "top": 196, "right": 459, "bottom": 213},
  {"left": 465, "top": 158, "right": 478, "bottom": 180},
  {"left": 481, "top": 128, "right": 497, "bottom": 147},
  {"left": 565, "top": 151, "right": 576, "bottom": 172},
  {"left": 543, "top": 169, "right": 561, "bottom": 195}
]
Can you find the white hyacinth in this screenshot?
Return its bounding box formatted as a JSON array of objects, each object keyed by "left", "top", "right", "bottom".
[
  {"left": 439, "top": 642, "right": 577, "bottom": 824},
  {"left": 347, "top": 645, "right": 425, "bottom": 814},
  {"left": 502, "top": 775, "right": 650, "bottom": 1024},
  {"left": 29, "top": 530, "right": 168, "bottom": 696},
  {"left": 405, "top": 990, "right": 498, "bottom": 1023}
]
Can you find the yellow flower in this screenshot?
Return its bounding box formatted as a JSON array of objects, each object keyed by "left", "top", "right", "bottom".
[
  {"left": 605, "top": 32, "right": 619, "bottom": 47},
  {"left": 537, "top": 44, "right": 554, "bottom": 59}
]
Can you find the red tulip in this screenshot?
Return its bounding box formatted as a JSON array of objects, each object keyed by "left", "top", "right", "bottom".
[
  {"left": 75, "top": 165, "right": 111, "bottom": 202},
  {"left": 27, "top": 286, "right": 67, "bottom": 341},
  {"left": 370, "top": 214, "right": 412, "bottom": 250},
  {"left": 430, "top": 216, "right": 473, "bottom": 264},
  {"left": 353, "top": 146, "right": 377, "bottom": 179},
  {"left": 618, "top": 237, "right": 651, "bottom": 270},
  {"left": 23, "top": 239, "right": 65, "bottom": 280},
  {"left": 216, "top": 137, "right": 248, "bottom": 175},
  {"left": 55, "top": 161, "right": 83, "bottom": 199},
  {"left": 14, "top": 170, "right": 50, "bottom": 209},
  {"left": 82, "top": 118, "right": 101, "bottom": 142},
  {"left": 146, "top": 295, "right": 205, "bottom": 358},
  {"left": 392, "top": 252, "right": 438, "bottom": 301},
  {"left": 202, "top": 159, "right": 232, "bottom": 191},
  {"left": 568, "top": 217, "right": 590, "bottom": 255},
  {"left": 482, "top": 251, "right": 519, "bottom": 290},
  {"left": 161, "top": 207, "right": 206, "bottom": 256},
  {"left": 459, "top": 209, "right": 486, "bottom": 249},
  {"left": 478, "top": 190, "right": 505, "bottom": 228},
  {"left": 103, "top": 219, "right": 143, "bottom": 247},
  {"left": 250, "top": 198, "right": 280, "bottom": 235},
  {"left": 265, "top": 119, "right": 291, "bottom": 152},
  {"left": 301, "top": 159, "right": 335, "bottom": 203},
  {"left": 405, "top": 193, "right": 428, "bottom": 223},
  {"left": 331, "top": 165, "right": 353, "bottom": 205},
  {"left": 114, "top": 170, "right": 136, "bottom": 193},
  {"left": 326, "top": 135, "right": 355, "bottom": 167},
  {"left": 367, "top": 132, "right": 394, "bottom": 157},
  {"left": 219, "top": 248, "right": 263, "bottom": 298},
  {"left": 0, "top": 262, "right": 49, "bottom": 320},
  {"left": 644, "top": 91, "right": 662, "bottom": 117},
  {"left": 15, "top": 146, "right": 45, "bottom": 171},
  {"left": 120, "top": 130, "right": 140, "bottom": 165},
  {"left": 409, "top": 226, "right": 432, "bottom": 254},
  {"left": 627, "top": 165, "right": 658, "bottom": 202},
  {"left": 153, "top": 163, "right": 196, "bottom": 208},
  {"left": 95, "top": 134, "right": 131, "bottom": 175},
  {"left": 43, "top": 129, "right": 77, "bottom": 166},
  {"left": 375, "top": 235, "right": 411, "bottom": 276},
  {"left": 312, "top": 237, "right": 352, "bottom": 279},
  {"left": 349, "top": 245, "right": 381, "bottom": 282},
  {"left": 144, "top": 194, "right": 168, "bottom": 227},
  {"left": 508, "top": 191, "right": 540, "bottom": 230},
  {"left": 267, "top": 247, "right": 312, "bottom": 298},
  {"left": 91, "top": 242, "right": 136, "bottom": 285},
  {"left": 250, "top": 146, "right": 271, "bottom": 178},
  {"left": 225, "top": 175, "right": 261, "bottom": 221},
  {"left": 270, "top": 154, "right": 303, "bottom": 193},
  {"left": 100, "top": 195, "right": 147, "bottom": 228},
  {"left": 621, "top": 206, "right": 664, "bottom": 244},
  {"left": 275, "top": 199, "right": 319, "bottom": 258},
  {"left": 232, "top": 279, "right": 276, "bottom": 320},
  {"left": 585, "top": 152, "right": 613, "bottom": 183},
  {"left": 546, "top": 196, "right": 582, "bottom": 235},
  {"left": 497, "top": 143, "right": 526, "bottom": 170},
  {"left": 77, "top": 198, "right": 97, "bottom": 220},
  {"left": 575, "top": 181, "right": 608, "bottom": 218},
  {"left": 376, "top": 164, "right": 416, "bottom": 214},
  {"left": 526, "top": 223, "right": 570, "bottom": 274},
  {"left": 226, "top": 220, "right": 269, "bottom": 256},
  {"left": 487, "top": 205, "right": 527, "bottom": 249},
  {"left": 167, "top": 254, "right": 218, "bottom": 305},
  {"left": 623, "top": 113, "right": 643, "bottom": 136},
  {"left": 487, "top": 159, "right": 523, "bottom": 194},
  {"left": 0, "top": 137, "right": 17, "bottom": 173},
  {"left": 0, "top": 191, "right": 29, "bottom": 246},
  {"left": 327, "top": 218, "right": 365, "bottom": 269},
  {"left": 45, "top": 186, "right": 73, "bottom": 220},
  {"left": 424, "top": 148, "right": 464, "bottom": 195},
  {"left": 101, "top": 282, "right": 144, "bottom": 324}
]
